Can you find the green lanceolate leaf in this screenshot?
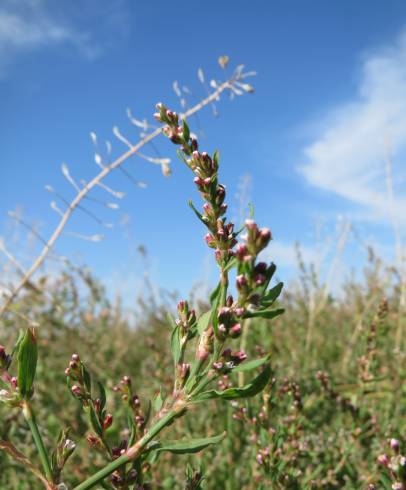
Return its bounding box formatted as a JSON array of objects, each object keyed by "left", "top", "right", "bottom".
[
  {"left": 197, "top": 310, "right": 211, "bottom": 334},
  {"left": 195, "top": 364, "right": 272, "bottom": 401},
  {"left": 243, "top": 308, "right": 284, "bottom": 320},
  {"left": 154, "top": 432, "right": 226, "bottom": 455},
  {"left": 209, "top": 282, "right": 221, "bottom": 305},
  {"left": 232, "top": 354, "right": 271, "bottom": 373},
  {"left": 88, "top": 404, "right": 103, "bottom": 437},
  {"left": 168, "top": 313, "right": 181, "bottom": 365},
  {"left": 261, "top": 282, "right": 283, "bottom": 307},
  {"left": 188, "top": 200, "right": 209, "bottom": 227},
  {"left": 182, "top": 119, "right": 190, "bottom": 142},
  {"left": 17, "top": 328, "right": 38, "bottom": 399},
  {"left": 97, "top": 382, "right": 107, "bottom": 411}
]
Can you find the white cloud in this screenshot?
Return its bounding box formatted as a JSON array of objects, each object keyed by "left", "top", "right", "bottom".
[
  {"left": 300, "top": 29, "right": 406, "bottom": 226},
  {"left": 0, "top": 0, "right": 127, "bottom": 76}
]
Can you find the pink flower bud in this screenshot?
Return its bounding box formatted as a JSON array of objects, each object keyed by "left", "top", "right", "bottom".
[
  {"left": 71, "top": 385, "right": 82, "bottom": 397},
  {"left": 230, "top": 323, "right": 242, "bottom": 337},
  {"left": 103, "top": 414, "right": 113, "bottom": 430},
  {"left": 377, "top": 454, "right": 389, "bottom": 466},
  {"left": 390, "top": 438, "right": 400, "bottom": 452},
  {"left": 203, "top": 177, "right": 211, "bottom": 185},
  {"left": 71, "top": 353, "right": 80, "bottom": 362},
  {"left": 236, "top": 274, "right": 247, "bottom": 289}
]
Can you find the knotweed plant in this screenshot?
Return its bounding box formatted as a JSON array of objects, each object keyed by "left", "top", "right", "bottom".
[{"left": 0, "top": 106, "right": 283, "bottom": 489}]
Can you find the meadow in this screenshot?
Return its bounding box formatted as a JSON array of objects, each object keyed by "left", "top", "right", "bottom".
[{"left": 0, "top": 64, "right": 405, "bottom": 490}]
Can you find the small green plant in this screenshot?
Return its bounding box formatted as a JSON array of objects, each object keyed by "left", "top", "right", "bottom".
[{"left": 0, "top": 103, "right": 283, "bottom": 489}]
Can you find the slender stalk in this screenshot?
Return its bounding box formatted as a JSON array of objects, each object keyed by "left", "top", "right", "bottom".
[
  {"left": 22, "top": 401, "right": 53, "bottom": 484},
  {"left": 74, "top": 404, "right": 186, "bottom": 490}
]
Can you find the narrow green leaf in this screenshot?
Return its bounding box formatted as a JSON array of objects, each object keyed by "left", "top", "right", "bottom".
[
  {"left": 88, "top": 405, "right": 103, "bottom": 436},
  {"left": 195, "top": 364, "right": 271, "bottom": 401},
  {"left": 232, "top": 355, "right": 271, "bottom": 373},
  {"left": 17, "top": 328, "right": 38, "bottom": 399},
  {"left": 197, "top": 310, "right": 211, "bottom": 334},
  {"left": 168, "top": 313, "right": 181, "bottom": 365},
  {"left": 188, "top": 200, "right": 209, "bottom": 227},
  {"left": 182, "top": 119, "right": 190, "bottom": 142},
  {"left": 154, "top": 432, "right": 226, "bottom": 455},
  {"left": 97, "top": 382, "right": 107, "bottom": 411},
  {"left": 243, "top": 308, "right": 284, "bottom": 320},
  {"left": 209, "top": 282, "right": 221, "bottom": 305},
  {"left": 261, "top": 282, "right": 283, "bottom": 307},
  {"left": 81, "top": 364, "right": 92, "bottom": 394}
]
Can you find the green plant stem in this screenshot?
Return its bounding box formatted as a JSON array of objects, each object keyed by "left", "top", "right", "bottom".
[
  {"left": 74, "top": 404, "right": 186, "bottom": 490},
  {"left": 22, "top": 401, "right": 53, "bottom": 484}
]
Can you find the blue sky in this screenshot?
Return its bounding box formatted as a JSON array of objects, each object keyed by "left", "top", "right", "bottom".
[{"left": 2, "top": 0, "right": 406, "bottom": 303}]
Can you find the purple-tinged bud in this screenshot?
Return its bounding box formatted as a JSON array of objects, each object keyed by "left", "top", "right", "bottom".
[
  {"left": 377, "top": 454, "right": 389, "bottom": 466},
  {"left": 203, "top": 203, "right": 211, "bottom": 213},
  {"left": 390, "top": 438, "right": 400, "bottom": 452},
  {"left": 226, "top": 295, "right": 234, "bottom": 307},
  {"left": 122, "top": 376, "right": 131, "bottom": 386},
  {"left": 0, "top": 345, "right": 5, "bottom": 357},
  {"left": 69, "top": 361, "right": 78, "bottom": 370},
  {"left": 218, "top": 324, "right": 227, "bottom": 335},
  {"left": 235, "top": 243, "right": 248, "bottom": 261},
  {"left": 233, "top": 351, "right": 247, "bottom": 364},
  {"left": 203, "top": 177, "right": 211, "bottom": 185},
  {"left": 222, "top": 348, "right": 232, "bottom": 359},
  {"left": 219, "top": 203, "right": 228, "bottom": 215},
  {"left": 230, "top": 323, "right": 242, "bottom": 338},
  {"left": 392, "top": 483, "right": 403, "bottom": 490},
  {"left": 259, "top": 227, "right": 272, "bottom": 246},
  {"left": 71, "top": 385, "right": 82, "bottom": 397},
  {"left": 153, "top": 112, "right": 162, "bottom": 122},
  {"left": 236, "top": 274, "right": 248, "bottom": 289},
  {"left": 235, "top": 307, "right": 245, "bottom": 317},
  {"left": 205, "top": 233, "right": 216, "bottom": 248},
  {"left": 255, "top": 262, "right": 268, "bottom": 273},
  {"left": 194, "top": 176, "right": 203, "bottom": 186},
  {"left": 215, "top": 249, "right": 222, "bottom": 263},
  {"left": 254, "top": 274, "right": 266, "bottom": 286},
  {"left": 10, "top": 377, "right": 17, "bottom": 389},
  {"left": 245, "top": 219, "right": 256, "bottom": 230},
  {"left": 177, "top": 299, "right": 186, "bottom": 311},
  {"left": 213, "top": 362, "right": 223, "bottom": 371},
  {"left": 103, "top": 414, "right": 113, "bottom": 430},
  {"left": 191, "top": 138, "right": 198, "bottom": 151},
  {"left": 192, "top": 150, "right": 200, "bottom": 160},
  {"left": 65, "top": 368, "right": 71, "bottom": 376},
  {"left": 71, "top": 354, "right": 80, "bottom": 362},
  {"left": 256, "top": 453, "right": 264, "bottom": 465}
]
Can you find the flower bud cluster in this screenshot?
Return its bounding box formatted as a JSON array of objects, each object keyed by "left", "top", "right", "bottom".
[
  {"left": 176, "top": 300, "right": 196, "bottom": 336},
  {"left": 234, "top": 220, "right": 275, "bottom": 306},
  {"left": 51, "top": 429, "right": 76, "bottom": 482},
  {"left": 212, "top": 348, "right": 247, "bottom": 373},
  {"left": 155, "top": 103, "right": 237, "bottom": 265},
  {"left": 65, "top": 354, "right": 90, "bottom": 403},
  {"left": 256, "top": 446, "right": 270, "bottom": 466},
  {"left": 376, "top": 438, "right": 406, "bottom": 489},
  {"left": 0, "top": 346, "right": 20, "bottom": 407},
  {"left": 216, "top": 301, "right": 246, "bottom": 340},
  {"left": 65, "top": 354, "right": 113, "bottom": 447},
  {"left": 111, "top": 468, "right": 137, "bottom": 488},
  {"left": 113, "top": 376, "right": 145, "bottom": 431}
]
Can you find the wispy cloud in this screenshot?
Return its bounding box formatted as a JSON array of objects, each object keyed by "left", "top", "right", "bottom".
[
  {"left": 300, "top": 29, "right": 406, "bottom": 226},
  {"left": 0, "top": 0, "right": 127, "bottom": 76}
]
